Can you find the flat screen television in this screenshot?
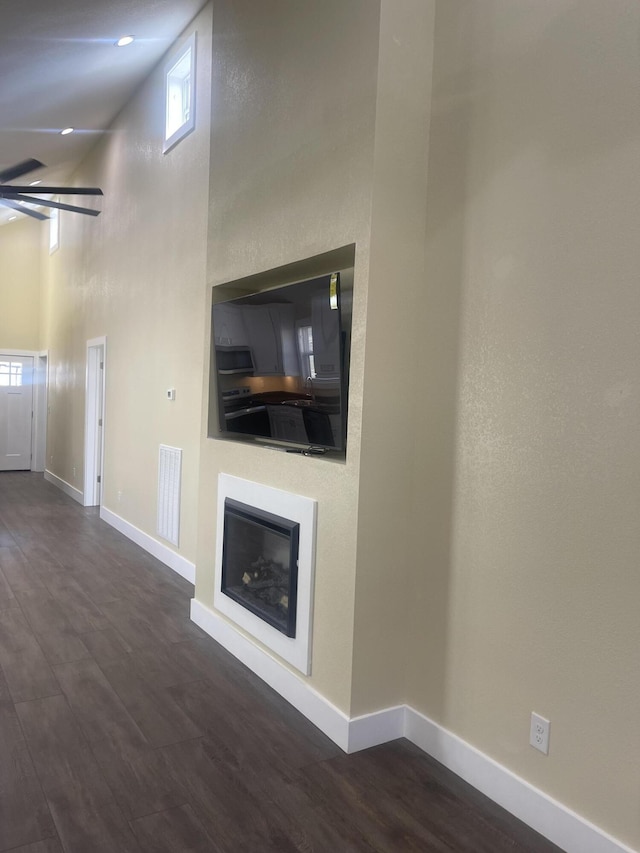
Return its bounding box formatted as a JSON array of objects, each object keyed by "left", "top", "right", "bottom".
[{"left": 210, "top": 269, "right": 352, "bottom": 456}]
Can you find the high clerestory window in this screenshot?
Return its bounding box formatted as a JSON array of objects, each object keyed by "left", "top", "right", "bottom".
[{"left": 163, "top": 33, "right": 196, "bottom": 153}]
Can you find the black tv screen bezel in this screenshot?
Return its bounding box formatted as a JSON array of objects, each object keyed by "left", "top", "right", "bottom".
[{"left": 209, "top": 267, "right": 352, "bottom": 459}]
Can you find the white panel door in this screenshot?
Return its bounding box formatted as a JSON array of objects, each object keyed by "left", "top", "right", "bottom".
[{"left": 0, "top": 355, "right": 34, "bottom": 471}]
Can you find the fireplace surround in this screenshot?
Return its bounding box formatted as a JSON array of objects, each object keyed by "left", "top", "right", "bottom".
[{"left": 213, "top": 474, "right": 317, "bottom": 674}]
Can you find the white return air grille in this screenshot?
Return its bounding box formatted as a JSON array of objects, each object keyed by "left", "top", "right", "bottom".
[{"left": 157, "top": 445, "right": 182, "bottom": 546}]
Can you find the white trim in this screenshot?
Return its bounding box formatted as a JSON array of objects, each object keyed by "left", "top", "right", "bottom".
[
  {"left": 33, "top": 351, "right": 48, "bottom": 472},
  {"left": 100, "top": 505, "right": 195, "bottom": 584},
  {"left": 190, "top": 596, "right": 635, "bottom": 853},
  {"left": 84, "top": 336, "right": 106, "bottom": 507},
  {"left": 190, "top": 598, "right": 350, "bottom": 750},
  {"left": 403, "top": 708, "right": 637, "bottom": 853},
  {"left": 0, "top": 348, "right": 40, "bottom": 357},
  {"left": 44, "top": 469, "right": 83, "bottom": 504},
  {"left": 213, "top": 474, "right": 317, "bottom": 675},
  {"left": 347, "top": 705, "right": 405, "bottom": 753}
]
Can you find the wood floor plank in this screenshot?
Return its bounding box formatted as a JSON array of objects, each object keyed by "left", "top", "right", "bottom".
[
  {"left": 13, "top": 538, "right": 65, "bottom": 573},
  {"left": 80, "top": 626, "right": 133, "bottom": 664},
  {"left": 130, "top": 803, "right": 220, "bottom": 853},
  {"left": 254, "top": 765, "right": 380, "bottom": 853},
  {"left": 0, "top": 608, "right": 61, "bottom": 702},
  {"left": 125, "top": 639, "right": 218, "bottom": 689},
  {"left": 6, "top": 838, "right": 65, "bottom": 853},
  {"left": 98, "top": 597, "right": 178, "bottom": 649},
  {"left": 100, "top": 655, "right": 202, "bottom": 748},
  {"left": 37, "top": 755, "right": 144, "bottom": 853},
  {"left": 0, "top": 565, "right": 15, "bottom": 609},
  {"left": 15, "top": 693, "right": 95, "bottom": 777},
  {"left": 0, "top": 702, "right": 57, "bottom": 851},
  {"left": 34, "top": 626, "right": 92, "bottom": 666},
  {"left": 15, "top": 588, "right": 74, "bottom": 634},
  {"left": 0, "top": 545, "right": 46, "bottom": 592},
  {"left": 90, "top": 736, "right": 188, "bottom": 821},
  {"left": 52, "top": 657, "right": 148, "bottom": 748},
  {"left": 0, "top": 662, "right": 12, "bottom": 703},
  {"left": 159, "top": 737, "right": 308, "bottom": 853},
  {"left": 168, "top": 677, "right": 293, "bottom": 784},
  {"left": 47, "top": 581, "right": 110, "bottom": 633},
  {"left": 299, "top": 754, "right": 453, "bottom": 853},
  {"left": 172, "top": 651, "right": 338, "bottom": 772},
  {"left": 0, "top": 522, "right": 16, "bottom": 547}
]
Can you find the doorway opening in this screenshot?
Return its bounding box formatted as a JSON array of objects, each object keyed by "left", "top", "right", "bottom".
[
  {"left": 0, "top": 352, "right": 34, "bottom": 471},
  {"left": 84, "top": 337, "right": 106, "bottom": 507}
]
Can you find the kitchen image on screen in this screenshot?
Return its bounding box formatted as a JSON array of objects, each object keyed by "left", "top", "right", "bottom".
[{"left": 210, "top": 270, "right": 352, "bottom": 454}]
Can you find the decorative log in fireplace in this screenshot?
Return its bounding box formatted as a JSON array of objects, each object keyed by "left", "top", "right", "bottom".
[{"left": 221, "top": 498, "right": 299, "bottom": 637}]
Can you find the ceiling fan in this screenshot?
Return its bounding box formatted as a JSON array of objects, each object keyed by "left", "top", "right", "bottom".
[{"left": 0, "top": 158, "right": 102, "bottom": 220}]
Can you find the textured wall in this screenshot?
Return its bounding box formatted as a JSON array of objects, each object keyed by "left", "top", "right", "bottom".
[
  {"left": 40, "top": 4, "right": 213, "bottom": 561},
  {"left": 0, "top": 218, "right": 43, "bottom": 350},
  {"left": 406, "top": 1, "right": 640, "bottom": 847},
  {"left": 195, "top": 0, "right": 381, "bottom": 712},
  {"left": 350, "top": 0, "right": 435, "bottom": 715}
]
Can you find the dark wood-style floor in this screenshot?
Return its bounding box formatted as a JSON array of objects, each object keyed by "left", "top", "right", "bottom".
[{"left": 0, "top": 472, "right": 564, "bottom": 853}]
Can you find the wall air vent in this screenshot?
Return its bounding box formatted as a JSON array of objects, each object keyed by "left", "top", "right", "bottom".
[{"left": 157, "top": 445, "right": 182, "bottom": 546}]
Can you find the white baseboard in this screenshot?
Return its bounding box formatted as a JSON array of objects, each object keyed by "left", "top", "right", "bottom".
[
  {"left": 191, "top": 596, "right": 636, "bottom": 853},
  {"left": 404, "top": 707, "right": 636, "bottom": 853},
  {"left": 190, "top": 599, "right": 351, "bottom": 750},
  {"left": 100, "top": 505, "right": 195, "bottom": 584},
  {"left": 44, "top": 469, "right": 84, "bottom": 505},
  {"left": 347, "top": 705, "right": 405, "bottom": 753}
]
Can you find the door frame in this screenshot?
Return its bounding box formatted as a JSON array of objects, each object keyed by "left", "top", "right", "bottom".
[
  {"left": 84, "top": 336, "right": 106, "bottom": 507},
  {"left": 33, "top": 351, "right": 48, "bottom": 472},
  {"left": 0, "top": 348, "right": 43, "bottom": 471}
]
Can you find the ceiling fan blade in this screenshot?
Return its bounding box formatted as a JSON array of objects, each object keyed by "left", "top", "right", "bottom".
[
  {"left": 0, "top": 159, "right": 45, "bottom": 184},
  {"left": 0, "top": 185, "right": 103, "bottom": 196},
  {"left": 0, "top": 198, "right": 49, "bottom": 220},
  {"left": 5, "top": 193, "right": 100, "bottom": 217}
]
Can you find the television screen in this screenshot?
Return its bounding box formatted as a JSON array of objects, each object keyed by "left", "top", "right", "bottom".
[{"left": 210, "top": 271, "right": 350, "bottom": 454}]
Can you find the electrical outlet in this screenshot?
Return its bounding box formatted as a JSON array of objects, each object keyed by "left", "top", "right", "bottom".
[
  {"left": 117, "top": 490, "right": 123, "bottom": 503},
  {"left": 72, "top": 466, "right": 76, "bottom": 479},
  {"left": 530, "top": 712, "right": 550, "bottom": 754}
]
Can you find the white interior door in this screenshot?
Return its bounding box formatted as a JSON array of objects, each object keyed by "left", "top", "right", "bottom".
[{"left": 0, "top": 355, "right": 34, "bottom": 471}]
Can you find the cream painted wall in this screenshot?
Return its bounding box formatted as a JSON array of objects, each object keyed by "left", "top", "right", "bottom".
[
  {"left": 406, "top": 1, "right": 640, "bottom": 848},
  {"left": 195, "top": 0, "right": 381, "bottom": 712},
  {"left": 40, "top": 4, "right": 213, "bottom": 562},
  {"left": 350, "top": 0, "right": 435, "bottom": 715},
  {"left": 0, "top": 218, "right": 42, "bottom": 350},
  {"left": 25, "top": 0, "right": 639, "bottom": 846}
]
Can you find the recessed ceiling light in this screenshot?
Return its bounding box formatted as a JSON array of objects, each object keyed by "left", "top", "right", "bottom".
[
  {"left": 8, "top": 215, "right": 17, "bottom": 221},
  {"left": 116, "top": 35, "right": 135, "bottom": 47},
  {"left": 29, "top": 180, "right": 42, "bottom": 186},
  {"left": 60, "top": 127, "right": 74, "bottom": 135}
]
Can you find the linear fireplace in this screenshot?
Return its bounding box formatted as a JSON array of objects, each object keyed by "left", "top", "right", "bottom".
[
  {"left": 214, "top": 474, "right": 317, "bottom": 674},
  {"left": 221, "top": 499, "right": 299, "bottom": 637}
]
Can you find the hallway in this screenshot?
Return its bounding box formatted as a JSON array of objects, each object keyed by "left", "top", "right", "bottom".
[{"left": 0, "top": 473, "right": 561, "bottom": 852}]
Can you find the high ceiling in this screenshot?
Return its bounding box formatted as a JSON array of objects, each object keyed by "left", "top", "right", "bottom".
[{"left": 0, "top": 0, "right": 206, "bottom": 225}]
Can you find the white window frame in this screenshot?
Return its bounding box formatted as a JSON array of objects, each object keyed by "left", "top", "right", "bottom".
[
  {"left": 163, "top": 32, "right": 196, "bottom": 153},
  {"left": 49, "top": 200, "right": 59, "bottom": 254}
]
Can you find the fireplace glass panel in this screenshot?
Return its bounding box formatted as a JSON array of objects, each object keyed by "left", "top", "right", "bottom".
[{"left": 221, "top": 499, "right": 299, "bottom": 637}]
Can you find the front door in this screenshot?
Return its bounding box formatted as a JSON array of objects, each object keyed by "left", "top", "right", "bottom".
[{"left": 0, "top": 355, "right": 34, "bottom": 471}]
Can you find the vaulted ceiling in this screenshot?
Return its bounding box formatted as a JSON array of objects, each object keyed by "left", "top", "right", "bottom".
[{"left": 0, "top": 0, "right": 206, "bottom": 224}]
